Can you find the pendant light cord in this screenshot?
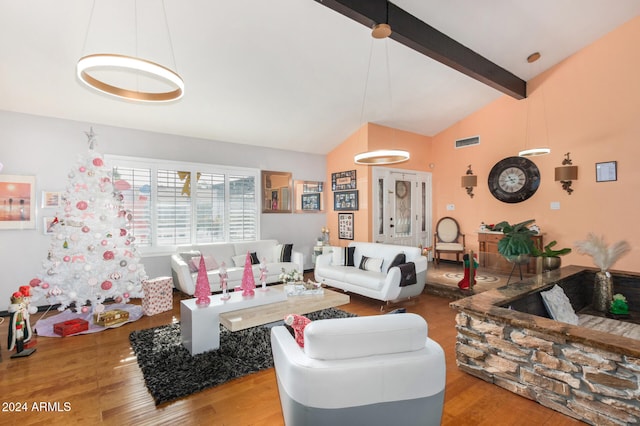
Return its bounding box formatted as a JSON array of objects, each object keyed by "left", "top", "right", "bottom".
[
  {"left": 80, "top": 0, "right": 97, "bottom": 56},
  {"left": 359, "top": 37, "right": 375, "bottom": 126},
  {"left": 162, "top": 0, "right": 180, "bottom": 73}
]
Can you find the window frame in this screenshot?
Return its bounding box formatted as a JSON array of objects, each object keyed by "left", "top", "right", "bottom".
[{"left": 106, "top": 155, "right": 260, "bottom": 255}]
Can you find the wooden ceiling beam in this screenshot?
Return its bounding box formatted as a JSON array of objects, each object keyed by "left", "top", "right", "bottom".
[{"left": 315, "top": 0, "right": 526, "bottom": 99}]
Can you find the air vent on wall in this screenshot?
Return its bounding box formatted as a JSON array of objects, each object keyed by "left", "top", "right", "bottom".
[{"left": 455, "top": 136, "right": 480, "bottom": 149}]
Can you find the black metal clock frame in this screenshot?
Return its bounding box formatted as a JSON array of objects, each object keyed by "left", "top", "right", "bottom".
[{"left": 488, "top": 156, "right": 541, "bottom": 203}]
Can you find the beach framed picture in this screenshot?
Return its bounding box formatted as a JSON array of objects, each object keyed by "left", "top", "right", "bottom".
[{"left": 0, "top": 175, "right": 36, "bottom": 230}]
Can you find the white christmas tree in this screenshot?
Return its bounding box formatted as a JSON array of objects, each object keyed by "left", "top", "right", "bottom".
[{"left": 30, "top": 129, "right": 146, "bottom": 313}]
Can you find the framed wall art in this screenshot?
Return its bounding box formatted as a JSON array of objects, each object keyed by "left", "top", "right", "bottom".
[
  {"left": 596, "top": 161, "right": 617, "bottom": 182},
  {"left": 301, "top": 193, "right": 321, "bottom": 211},
  {"left": 338, "top": 212, "right": 354, "bottom": 240},
  {"left": 0, "top": 175, "right": 36, "bottom": 230},
  {"left": 294, "top": 180, "right": 325, "bottom": 213},
  {"left": 41, "top": 191, "right": 62, "bottom": 208},
  {"left": 334, "top": 190, "right": 358, "bottom": 211},
  {"left": 331, "top": 170, "right": 357, "bottom": 191}
]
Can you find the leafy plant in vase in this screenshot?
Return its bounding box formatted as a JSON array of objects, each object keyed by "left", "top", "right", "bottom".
[
  {"left": 493, "top": 219, "right": 536, "bottom": 264},
  {"left": 574, "top": 233, "right": 630, "bottom": 313},
  {"left": 533, "top": 240, "right": 572, "bottom": 271}
]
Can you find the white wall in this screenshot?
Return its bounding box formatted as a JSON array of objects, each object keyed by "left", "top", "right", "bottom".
[{"left": 0, "top": 110, "right": 327, "bottom": 308}]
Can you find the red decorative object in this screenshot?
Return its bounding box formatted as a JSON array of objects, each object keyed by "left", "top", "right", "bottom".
[
  {"left": 241, "top": 252, "right": 256, "bottom": 296},
  {"left": 101, "top": 280, "right": 112, "bottom": 290},
  {"left": 142, "top": 277, "right": 173, "bottom": 315},
  {"left": 103, "top": 250, "right": 114, "bottom": 260},
  {"left": 53, "top": 319, "right": 89, "bottom": 336},
  {"left": 76, "top": 200, "right": 88, "bottom": 210},
  {"left": 284, "top": 314, "right": 311, "bottom": 347},
  {"left": 92, "top": 158, "right": 104, "bottom": 167}
]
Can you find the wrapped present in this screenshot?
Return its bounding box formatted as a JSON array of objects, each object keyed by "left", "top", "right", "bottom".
[
  {"left": 53, "top": 319, "right": 89, "bottom": 337},
  {"left": 94, "top": 309, "right": 129, "bottom": 327},
  {"left": 142, "top": 277, "right": 173, "bottom": 316}
]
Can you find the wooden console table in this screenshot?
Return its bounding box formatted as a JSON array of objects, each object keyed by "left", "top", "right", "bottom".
[{"left": 477, "top": 231, "right": 543, "bottom": 275}]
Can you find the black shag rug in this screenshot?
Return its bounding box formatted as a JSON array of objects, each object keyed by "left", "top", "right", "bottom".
[{"left": 129, "top": 307, "right": 356, "bottom": 405}]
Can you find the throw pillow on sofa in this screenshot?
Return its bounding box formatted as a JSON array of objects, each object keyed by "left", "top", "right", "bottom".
[
  {"left": 387, "top": 253, "right": 406, "bottom": 272},
  {"left": 359, "top": 255, "right": 383, "bottom": 272},
  {"left": 331, "top": 247, "right": 355, "bottom": 266},
  {"left": 233, "top": 252, "right": 260, "bottom": 267},
  {"left": 190, "top": 255, "right": 219, "bottom": 272},
  {"left": 273, "top": 243, "right": 294, "bottom": 262},
  {"left": 178, "top": 251, "right": 204, "bottom": 273}
]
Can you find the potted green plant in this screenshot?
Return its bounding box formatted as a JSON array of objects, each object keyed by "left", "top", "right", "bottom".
[
  {"left": 532, "top": 240, "right": 572, "bottom": 271},
  {"left": 492, "top": 219, "right": 536, "bottom": 264}
]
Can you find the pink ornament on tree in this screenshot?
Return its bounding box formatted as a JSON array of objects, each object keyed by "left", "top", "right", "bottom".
[
  {"left": 93, "top": 158, "right": 104, "bottom": 167},
  {"left": 241, "top": 252, "right": 256, "bottom": 296},
  {"left": 194, "top": 255, "right": 211, "bottom": 306}
]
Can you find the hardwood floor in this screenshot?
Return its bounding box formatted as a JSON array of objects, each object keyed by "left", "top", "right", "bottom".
[{"left": 0, "top": 289, "right": 585, "bottom": 425}]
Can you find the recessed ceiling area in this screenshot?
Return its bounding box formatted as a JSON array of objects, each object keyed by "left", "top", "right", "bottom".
[{"left": 1, "top": 0, "right": 638, "bottom": 154}]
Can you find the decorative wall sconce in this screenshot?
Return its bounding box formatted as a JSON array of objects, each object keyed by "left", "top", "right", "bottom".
[
  {"left": 461, "top": 165, "right": 477, "bottom": 198},
  {"left": 555, "top": 152, "right": 578, "bottom": 194}
]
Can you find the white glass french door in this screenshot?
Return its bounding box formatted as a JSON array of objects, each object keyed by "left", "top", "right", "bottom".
[{"left": 372, "top": 167, "right": 432, "bottom": 249}]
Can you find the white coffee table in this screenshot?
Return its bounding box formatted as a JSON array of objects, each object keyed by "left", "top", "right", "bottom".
[
  {"left": 219, "top": 284, "right": 350, "bottom": 331},
  {"left": 180, "top": 288, "right": 287, "bottom": 355}
]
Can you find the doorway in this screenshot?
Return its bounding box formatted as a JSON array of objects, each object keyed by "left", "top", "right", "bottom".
[{"left": 371, "top": 167, "right": 432, "bottom": 249}]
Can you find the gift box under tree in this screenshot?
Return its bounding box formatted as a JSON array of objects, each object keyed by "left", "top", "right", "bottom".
[{"left": 142, "top": 277, "right": 173, "bottom": 316}]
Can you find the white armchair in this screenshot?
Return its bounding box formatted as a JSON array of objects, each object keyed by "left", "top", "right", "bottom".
[{"left": 270, "top": 313, "right": 446, "bottom": 426}]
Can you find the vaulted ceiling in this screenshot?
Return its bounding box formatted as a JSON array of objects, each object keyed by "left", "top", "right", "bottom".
[{"left": 1, "top": 0, "right": 639, "bottom": 154}]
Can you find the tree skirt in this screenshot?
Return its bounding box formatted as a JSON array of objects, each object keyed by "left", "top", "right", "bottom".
[
  {"left": 129, "top": 307, "right": 356, "bottom": 405},
  {"left": 34, "top": 303, "right": 143, "bottom": 337}
]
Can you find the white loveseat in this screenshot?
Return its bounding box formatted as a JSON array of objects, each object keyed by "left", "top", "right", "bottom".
[
  {"left": 171, "top": 240, "right": 303, "bottom": 295},
  {"left": 314, "top": 242, "right": 427, "bottom": 302},
  {"left": 271, "top": 313, "right": 446, "bottom": 425}
]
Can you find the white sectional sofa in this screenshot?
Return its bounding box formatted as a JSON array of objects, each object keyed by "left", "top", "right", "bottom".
[
  {"left": 171, "top": 240, "right": 303, "bottom": 295},
  {"left": 314, "top": 242, "right": 427, "bottom": 302}
]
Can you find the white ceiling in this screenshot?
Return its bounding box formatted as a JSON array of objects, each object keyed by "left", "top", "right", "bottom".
[{"left": 1, "top": 1, "right": 639, "bottom": 154}]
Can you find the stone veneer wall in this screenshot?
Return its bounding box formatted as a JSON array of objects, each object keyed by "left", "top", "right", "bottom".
[{"left": 455, "top": 311, "right": 640, "bottom": 425}]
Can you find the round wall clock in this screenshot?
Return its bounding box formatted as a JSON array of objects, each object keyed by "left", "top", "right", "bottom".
[{"left": 488, "top": 156, "right": 541, "bottom": 203}]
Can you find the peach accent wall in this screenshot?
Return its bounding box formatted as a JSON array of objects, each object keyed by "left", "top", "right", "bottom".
[
  {"left": 326, "top": 16, "right": 640, "bottom": 272},
  {"left": 326, "top": 123, "right": 432, "bottom": 246},
  {"left": 432, "top": 15, "right": 640, "bottom": 272}
]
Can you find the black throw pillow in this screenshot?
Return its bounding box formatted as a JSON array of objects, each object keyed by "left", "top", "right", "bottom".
[
  {"left": 387, "top": 252, "right": 406, "bottom": 272},
  {"left": 280, "top": 243, "right": 293, "bottom": 262},
  {"left": 250, "top": 252, "right": 260, "bottom": 265},
  {"left": 344, "top": 246, "right": 355, "bottom": 267}
]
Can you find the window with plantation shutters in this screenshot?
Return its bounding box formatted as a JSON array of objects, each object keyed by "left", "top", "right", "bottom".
[
  {"left": 157, "top": 169, "right": 192, "bottom": 245},
  {"left": 229, "top": 174, "right": 257, "bottom": 241},
  {"left": 195, "top": 172, "right": 225, "bottom": 243},
  {"left": 107, "top": 156, "right": 259, "bottom": 249}
]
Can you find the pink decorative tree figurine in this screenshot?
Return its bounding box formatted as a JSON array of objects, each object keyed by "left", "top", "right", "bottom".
[
  {"left": 219, "top": 262, "right": 230, "bottom": 300},
  {"left": 259, "top": 258, "right": 268, "bottom": 291},
  {"left": 241, "top": 252, "right": 256, "bottom": 296},
  {"left": 194, "top": 256, "right": 211, "bottom": 306}
]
